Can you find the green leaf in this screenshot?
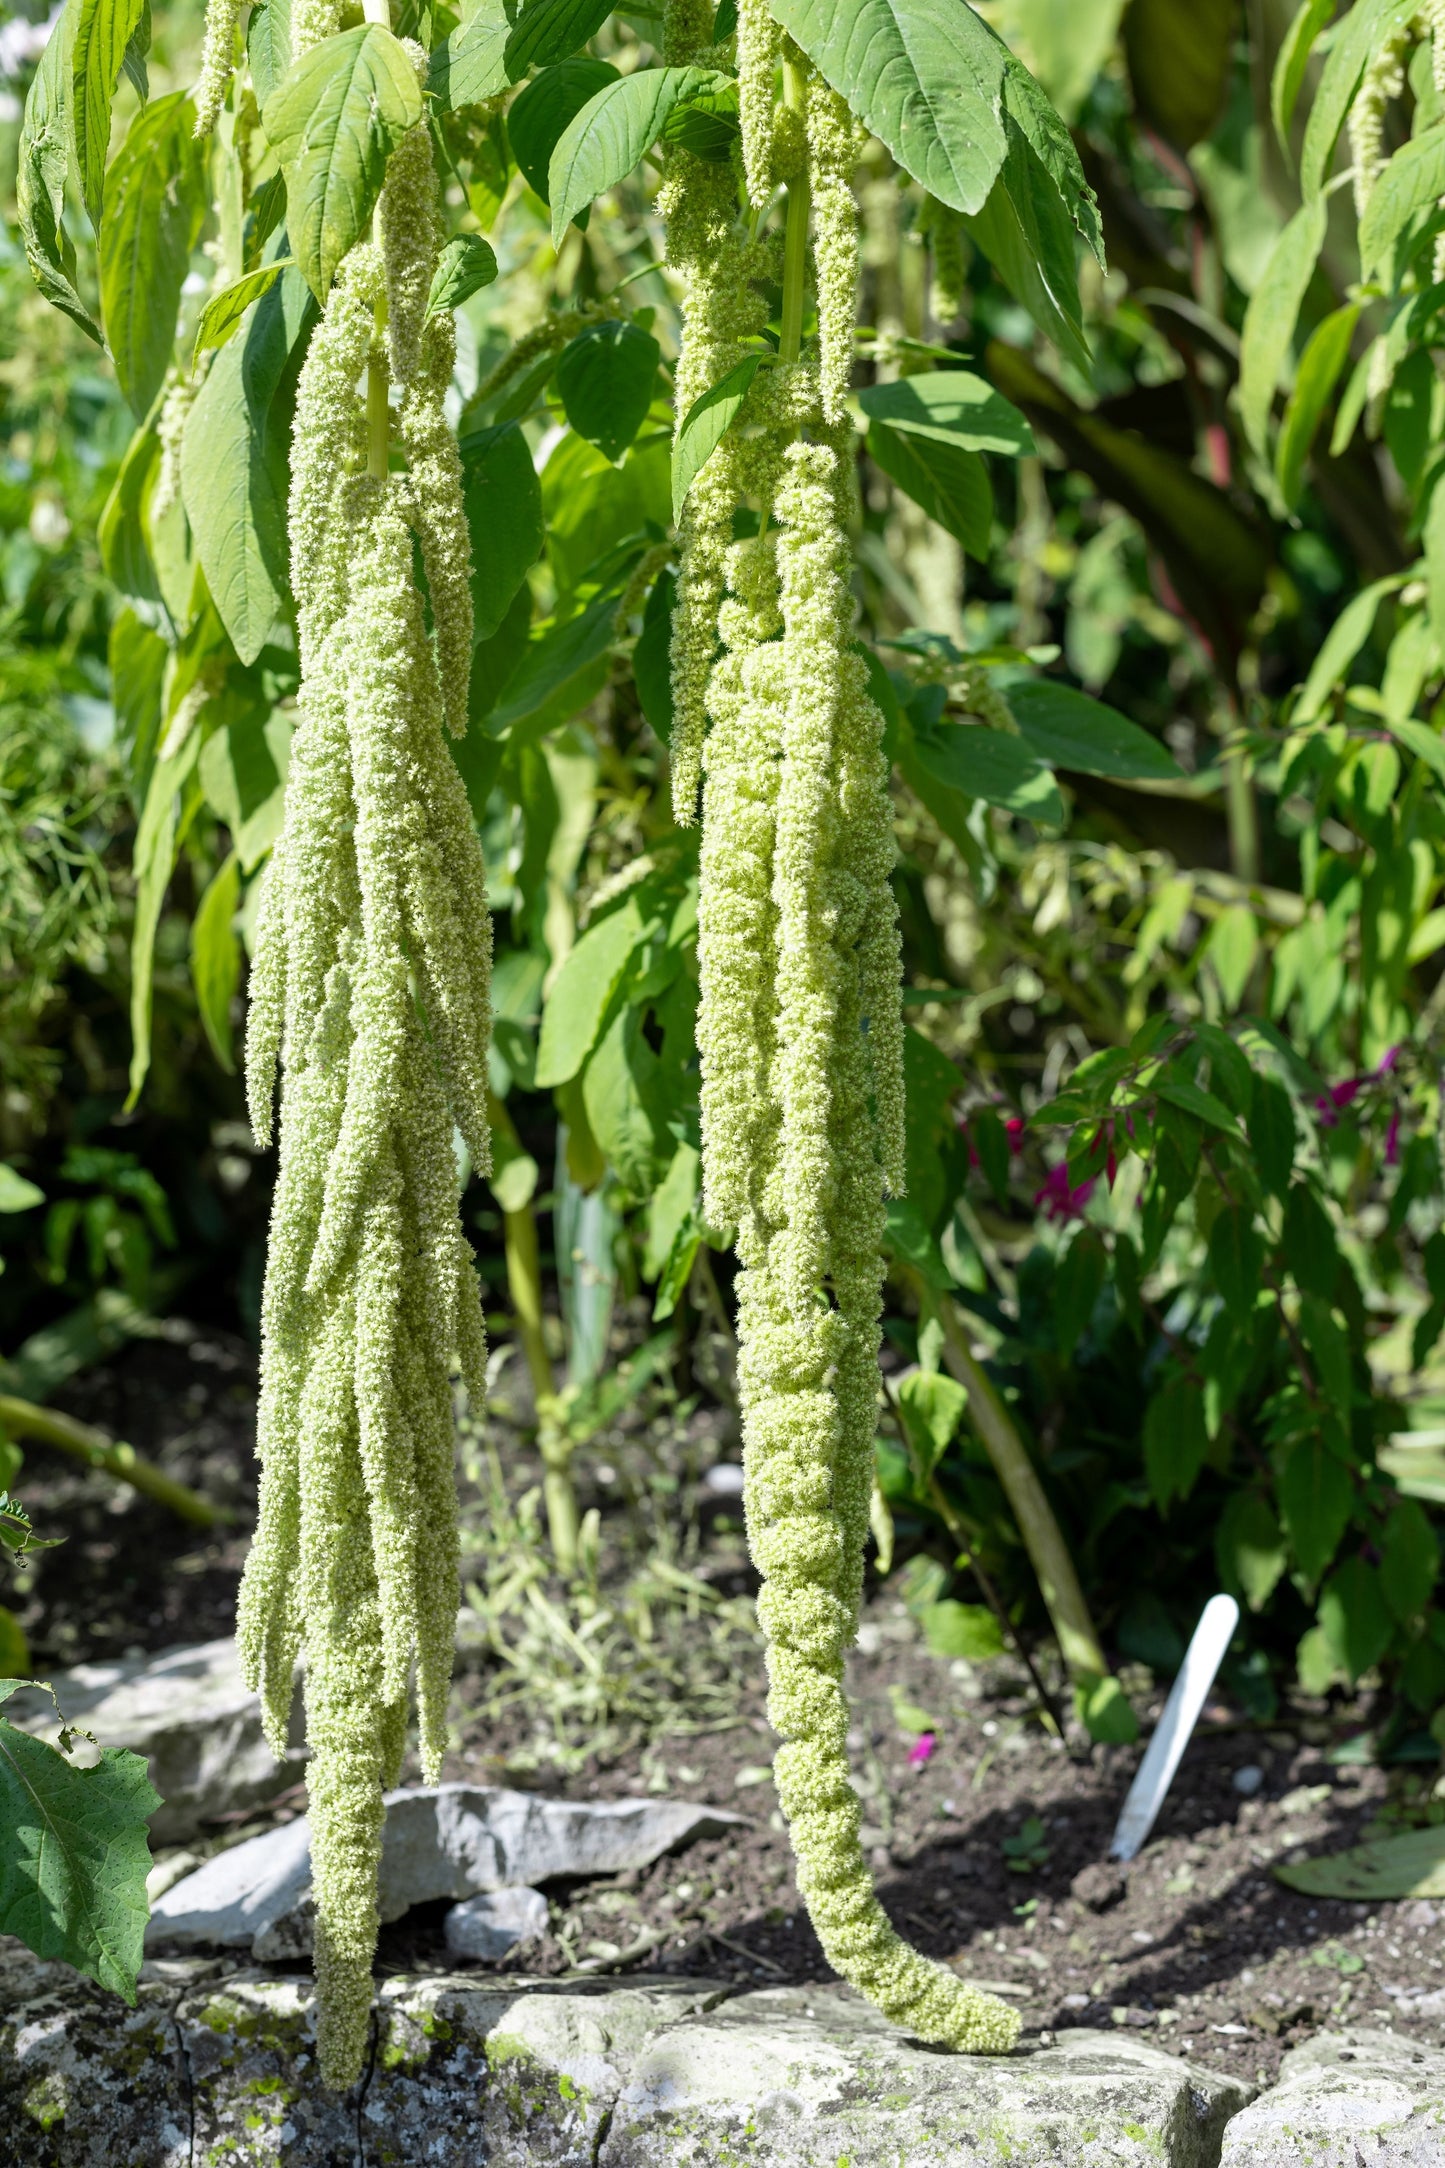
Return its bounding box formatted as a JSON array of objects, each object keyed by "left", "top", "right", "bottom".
[
  {"left": 1076, "top": 1673, "right": 1140, "bottom": 1744},
  {"left": 921, "top": 1599, "right": 1004, "bottom": 1661},
  {"left": 910, "top": 720, "right": 1063, "bottom": 823},
  {"left": 857, "top": 368, "right": 1033, "bottom": 455},
  {"left": 1238, "top": 195, "right": 1328, "bottom": 458},
  {"left": 556, "top": 318, "right": 661, "bottom": 463},
  {"left": 181, "top": 324, "right": 287, "bottom": 666},
  {"left": 633, "top": 569, "right": 675, "bottom": 742},
  {"left": 126, "top": 732, "right": 200, "bottom": 1106},
  {"left": 1382, "top": 1500, "right": 1438, "bottom": 1624},
  {"left": 1387, "top": 713, "right": 1445, "bottom": 785},
  {"left": 769, "top": 0, "right": 1013, "bottom": 214},
  {"left": 672, "top": 356, "right": 761, "bottom": 522},
  {"left": 509, "top": 57, "right": 618, "bottom": 202},
  {"left": 868, "top": 419, "right": 993, "bottom": 554},
  {"left": 960, "top": 120, "right": 1090, "bottom": 370},
  {"left": 192, "top": 259, "right": 292, "bottom": 367},
  {"left": 483, "top": 592, "right": 617, "bottom": 734},
  {"left": 190, "top": 854, "right": 242, "bottom": 1072},
  {"left": 74, "top": 0, "right": 147, "bottom": 228},
  {"left": 427, "top": 232, "right": 498, "bottom": 318},
  {"left": 247, "top": 0, "right": 293, "bottom": 109},
  {"left": 16, "top": 0, "right": 103, "bottom": 343},
  {"left": 1295, "top": 572, "right": 1407, "bottom": 722},
  {"left": 1272, "top": 0, "right": 1334, "bottom": 150},
  {"left": 1008, "top": 679, "right": 1182, "bottom": 779},
  {"left": 100, "top": 93, "right": 209, "bottom": 418},
  {"left": 549, "top": 65, "right": 718, "bottom": 241},
  {"left": 1280, "top": 1433, "right": 1352, "bottom": 1583},
  {"left": 429, "top": 0, "right": 511, "bottom": 108},
  {"left": 897, "top": 1369, "right": 967, "bottom": 1480},
  {"left": 1275, "top": 303, "right": 1360, "bottom": 512},
  {"left": 1275, "top": 1824, "right": 1445, "bottom": 1901},
  {"left": 262, "top": 23, "right": 424, "bottom": 299},
  {"left": 1318, "top": 1558, "right": 1394, "bottom": 1683},
  {"left": 660, "top": 77, "right": 741, "bottom": 157},
  {"left": 505, "top": 0, "right": 613, "bottom": 77},
  {"left": 582, "top": 1008, "right": 667, "bottom": 1193},
  {"left": 1216, "top": 1490, "right": 1287, "bottom": 1612},
  {"left": 1055, "top": 1225, "right": 1106, "bottom": 1359},
  {"left": 1209, "top": 1203, "right": 1263, "bottom": 1323},
  {"left": 1301, "top": 0, "right": 1416, "bottom": 200},
  {"left": 1361, "top": 124, "right": 1445, "bottom": 281},
  {"left": 1299, "top": 1293, "right": 1352, "bottom": 1412},
  {"left": 1143, "top": 1374, "right": 1209, "bottom": 1507},
  {"left": 1247, "top": 1073, "right": 1297, "bottom": 1199},
  {"left": 196, "top": 692, "right": 287, "bottom": 866},
  {"left": 0, "top": 1717, "right": 157, "bottom": 1999},
  {"left": 0, "top": 1167, "right": 45, "bottom": 1214},
  {"left": 459, "top": 420, "right": 545, "bottom": 642},
  {"left": 1282, "top": 1182, "right": 1338, "bottom": 1299},
  {"left": 536, "top": 901, "right": 644, "bottom": 1087},
  {"left": 1154, "top": 1076, "right": 1238, "bottom": 1133}
]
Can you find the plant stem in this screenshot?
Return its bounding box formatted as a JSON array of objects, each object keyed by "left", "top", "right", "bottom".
[
  {"left": 900, "top": 1273, "right": 1111, "bottom": 1686},
  {"left": 364, "top": 0, "right": 391, "bottom": 479},
  {"left": 778, "top": 57, "right": 810, "bottom": 367},
  {"left": 0, "top": 1395, "right": 226, "bottom": 1528},
  {"left": 505, "top": 1195, "right": 580, "bottom": 1575}
]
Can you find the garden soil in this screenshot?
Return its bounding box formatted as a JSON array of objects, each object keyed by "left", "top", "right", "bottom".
[{"left": 14, "top": 1330, "right": 1445, "bottom": 2089}]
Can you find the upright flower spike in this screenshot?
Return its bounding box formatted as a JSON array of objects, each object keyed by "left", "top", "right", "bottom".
[
  {"left": 240, "top": 118, "right": 490, "bottom": 2086},
  {"left": 665, "top": 0, "right": 1016, "bottom": 2056}
]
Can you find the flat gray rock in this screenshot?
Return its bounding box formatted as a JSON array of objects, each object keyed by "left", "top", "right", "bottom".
[
  {"left": 608, "top": 1989, "right": 1250, "bottom": 2167},
  {"left": 0, "top": 1961, "right": 1254, "bottom": 2167},
  {"left": 4, "top": 1638, "right": 304, "bottom": 1843},
  {"left": 1220, "top": 2028, "right": 1445, "bottom": 2166},
  {"left": 443, "top": 1884, "right": 549, "bottom": 1960},
  {"left": 148, "top": 1783, "right": 747, "bottom": 1955}
]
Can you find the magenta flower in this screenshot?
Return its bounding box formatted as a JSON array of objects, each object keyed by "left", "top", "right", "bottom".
[
  {"left": 1035, "top": 1163, "right": 1095, "bottom": 1222},
  {"left": 908, "top": 1733, "right": 937, "bottom": 1767},
  {"left": 1386, "top": 1109, "right": 1402, "bottom": 1166}
]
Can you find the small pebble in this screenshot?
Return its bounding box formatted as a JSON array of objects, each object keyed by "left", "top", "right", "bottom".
[{"left": 1232, "top": 1765, "right": 1264, "bottom": 1797}]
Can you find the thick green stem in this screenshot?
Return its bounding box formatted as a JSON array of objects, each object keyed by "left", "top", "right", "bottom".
[
  {"left": 503, "top": 1195, "right": 578, "bottom": 1574},
  {"left": 0, "top": 1394, "right": 225, "bottom": 1528},
  {"left": 896, "top": 1272, "right": 1109, "bottom": 1683},
  {"left": 364, "top": 0, "right": 391, "bottom": 479},
  {"left": 778, "top": 57, "right": 810, "bottom": 367}
]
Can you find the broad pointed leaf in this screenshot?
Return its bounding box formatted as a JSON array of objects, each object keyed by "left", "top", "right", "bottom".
[
  {"left": 100, "top": 92, "right": 209, "bottom": 418},
  {"left": 549, "top": 65, "right": 715, "bottom": 241},
  {"left": 262, "top": 23, "right": 424, "bottom": 298}
]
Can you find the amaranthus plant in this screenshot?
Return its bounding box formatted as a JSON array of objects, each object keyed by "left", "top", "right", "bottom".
[{"left": 16, "top": 0, "right": 1241, "bottom": 2079}]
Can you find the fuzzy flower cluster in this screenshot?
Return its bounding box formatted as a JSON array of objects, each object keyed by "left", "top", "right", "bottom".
[
  {"left": 661, "top": 0, "right": 778, "bottom": 820},
  {"left": 664, "top": 0, "right": 1018, "bottom": 2057},
  {"left": 240, "top": 162, "right": 488, "bottom": 2088},
  {"left": 195, "top": 0, "right": 339, "bottom": 137}
]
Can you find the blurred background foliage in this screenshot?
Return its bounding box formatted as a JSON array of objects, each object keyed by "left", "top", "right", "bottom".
[{"left": 4, "top": 0, "right": 1445, "bottom": 1762}]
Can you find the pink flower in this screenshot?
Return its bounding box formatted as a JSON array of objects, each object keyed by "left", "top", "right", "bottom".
[
  {"left": 1006, "top": 1116, "right": 1026, "bottom": 1155},
  {"left": 1035, "top": 1164, "right": 1095, "bottom": 1222},
  {"left": 908, "top": 1733, "right": 937, "bottom": 1766},
  {"left": 1375, "top": 1045, "right": 1401, "bottom": 1078}
]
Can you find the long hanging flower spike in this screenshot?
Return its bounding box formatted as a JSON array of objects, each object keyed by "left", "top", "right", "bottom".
[
  {"left": 240, "top": 58, "right": 491, "bottom": 2086},
  {"left": 665, "top": 0, "right": 1018, "bottom": 2055}
]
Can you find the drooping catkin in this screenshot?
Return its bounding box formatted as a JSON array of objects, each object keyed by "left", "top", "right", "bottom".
[
  {"left": 240, "top": 130, "right": 490, "bottom": 2088},
  {"left": 736, "top": 0, "right": 779, "bottom": 207},
  {"left": 193, "top": 0, "right": 241, "bottom": 136},
  {"left": 660, "top": 0, "right": 778, "bottom": 822},
  {"left": 672, "top": 0, "right": 1017, "bottom": 2056}
]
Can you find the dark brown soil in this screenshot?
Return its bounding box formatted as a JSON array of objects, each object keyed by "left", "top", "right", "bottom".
[{"left": 16, "top": 1336, "right": 1445, "bottom": 2088}]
